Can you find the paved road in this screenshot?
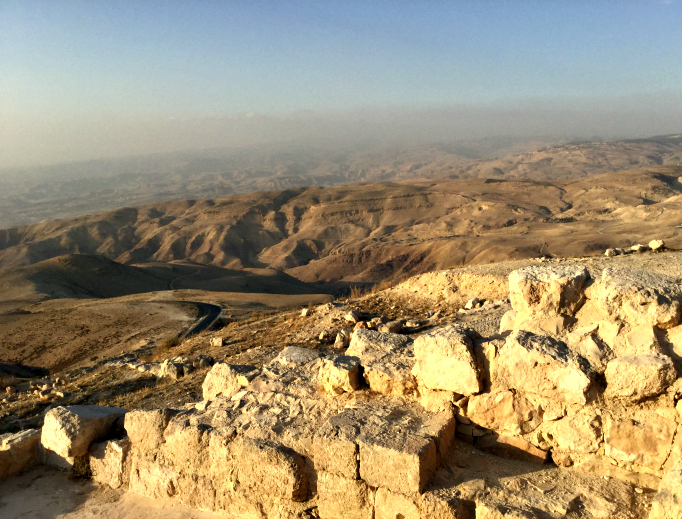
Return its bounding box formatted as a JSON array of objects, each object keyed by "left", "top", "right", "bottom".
[{"left": 180, "top": 301, "right": 223, "bottom": 338}]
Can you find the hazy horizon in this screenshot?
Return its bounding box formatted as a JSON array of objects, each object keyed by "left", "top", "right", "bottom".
[{"left": 2, "top": 1, "right": 682, "bottom": 169}]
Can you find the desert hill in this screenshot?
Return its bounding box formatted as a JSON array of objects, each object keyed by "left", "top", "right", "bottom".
[
  {"left": 1, "top": 135, "right": 682, "bottom": 229},
  {"left": 0, "top": 165, "right": 681, "bottom": 285}
]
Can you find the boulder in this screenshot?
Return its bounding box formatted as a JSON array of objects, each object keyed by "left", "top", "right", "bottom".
[
  {"left": 493, "top": 331, "right": 594, "bottom": 405},
  {"left": 544, "top": 410, "right": 602, "bottom": 454},
  {"left": 467, "top": 390, "right": 541, "bottom": 435},
  {"left": 604, "top": 355, "right": 677, "bottom": 402},
  {"left": 42, "top": 405, "right": 127, "bottom": 458},
  {"left": 598, "top": 267, "right": 682, "bottom": 329},
  {"left": 89, "top": 438, "right": 131, "bottom": 489},
  {"left": 508, "top": 265, "right": 588, "bottom": 318},
  {"left": 0, "top": 429, "right": 41, "bottom": 479},
  {"left": 318, "top": 355, "right": 361, "bottom": 394},
  {"left": 377, "top": 320, "right": 403, "bottom": 334},
  {"left": 202, "top": 363, "right": 258, "bottom": 400},
  {"left": 412, "top": 325, "right": 481, "bottom": 395},
  {"left": 650, "top": 457, "right": 682, "bottom": 519},
  {"left": 624, "top": 325, "right": 663, "bottom": 355}
]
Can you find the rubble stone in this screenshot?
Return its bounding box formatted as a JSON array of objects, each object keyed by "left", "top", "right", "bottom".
[
  {"left": 318, "top": 355, "right": 361, "bottom": 394},
  {"left": 604, "top": 355, "right": 677, "bottom": 401},
  {"left": 493, "top": 331, "right": 594, "bottom": 405},
  {"left": 0, "top": 429, "right": 41, "bottom": 479},
  {"left": 202, "top": 363, "right": 258, "bottom": 400},
  {"left": 467, "top": 390, "right": 542, "bottom": 435},
  {"left": 273, "top": 346, "right": 320, "bottom": 367},
  {"left": 598, "top": 267, "right": 682, "bottom": 329},
  {"left": 650, "top": 239, "right": 666, "bottom": 251},
  {"left": 209, "top": 337, "right": 224, "bottom": 347},
  {"left": 412, "top": 325, "right": 481, "bottom": 395},
  {"left": 508, "top": 265, "right": 588, "bottom": 318}
]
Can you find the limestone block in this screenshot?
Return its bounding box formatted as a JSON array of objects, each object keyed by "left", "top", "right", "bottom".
[
  {"left": 202, "top": 363, "right": 258, "bottom": 400},
  {"left": 604, "top": 410, "right": 677, "bottom": 472},
  {"left": 42, "top": 405, "right": 127, "bottom": 458},
  {"left": 422, "top": 411, "right": 457, "bottom": 459},
  {"left": 129, "top": 456, "right": 178, "bottom": 498},
  {"left": 545, "top": 410, "right": 602, "bottom": 453},
  {"left": 358, "top": 432, "right": 439, "bottom": 494},
  {"left": 604, "top": 355, "right": 677, "bottom": 402},
  {"left": 210, "top": 337, "right": 224, "bottom": 347},
  {"left": 318, "top": 355, "right": 361, "bottom": 394},
  {"left": 650, "top": 457, "right": 682, "bottom": 519},
  {"left": 124, "top": 408, "right": 175, "bottom": 456},
  {"left": 317, "top": 471, "right": 374, "bottom": 519},
  {"left": 235, "top": 437, "right": 308, "bottom": 502},
  {"left": 418, "top": 385, "right": 455, "bottom": 413},
  {"left": 467, "top": 390, "right": 541, "bottom": 435},
  {"left": 493, "top": 331, "right": 594, "bottom": 405},
  {"left": 375, "top": 487, "right": 420, "bottom": 519},
  {"left": 412, "top": 325, "right": 481, "bottom": 395},
  {"left": 598, "top": 267, "right": 682, "bottom": 329},
  {"left": 273, "top": 346, "right": 320, "bottom": 367},
  {"left": 160, "top": 420, "right": 210, "bottom": 476},
  {"left": 0, "top": 429, "right": 41, "bottom": 479},
  {"left": 508, "top": 265, "right": 588, "bottom": 318},
  {"left": 89, "top": 438, "right": 130, "bottom": 489},
  {"left": 475, "top": 433, "right": 548, "bottom": 465}
]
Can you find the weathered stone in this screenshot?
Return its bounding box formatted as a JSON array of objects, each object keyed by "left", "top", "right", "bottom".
[
  {"left": 318, "top": 355, "right": 361, "bottom": 394},
  {"left": 604, "top": 354, "right": 677, "bottom": 402},
  {"left": 631, "top": 244, "right": 649, "bottom": 253},
  {"left": 604, "top": 409, "right": 677, "bottom": 472},
  {"left": 545, "top": 410, "right": 602, "bottom": 453},
  {"left": 650, "top": 457, "right": 682, "bottom": 519},
  {"left": 0, "top": 429, "right": 41, "bottom": 479},
  {"left": 493, "top": 331, "right": 594, "bottom": 405},
  {"left": 516, "top": 315, "right": 569, "bottom": 336},
  {"left": 598, "top": 320, "right": 621, "bottom": 348},
  {"left": 418, "top": 385, "right": 455, "bottom": 413},
  {"left": 89, "top": 438, "right": 130, "bottom": 489},
  {"left": 314, "top": 418, "right": 359, "bottom": 479},
  {"left": 509, "top": 265, "right": 588, "bottom": 318},
  {"left": 202, "top": 363, "right": 257, "bottom": 400},
  {"left": 317, "top": 472, "right": 374, "bottom": 519},
  {"left": 467, "top": 390, "right": 541, "bottom": 435},
  {"left": 412, "top": 325, "right": 481, "bottom": 395},
  {"left": 300, "top": 308, "right": 310, "bottom": 317},
  {"left": 465, "top": 298, "right": 480, "bottom": 310},
  {"left": 159, "top": 360, "right": 184, "bottom": 380},
  {"left": 358, "top": 432, "right": 439, "bottom": 494},
  {"left": 574, "top": 335, "right": 613, "bottom": 374},
  {"left": 375, "top": 487, "right": 420, "bottom": 519},
  {"left": 347, "top": 328, "right": 412, "bottom": 362},
  {"left": 475, "top": 433, "right": 548, "bottom": 464},
  {"left": 129, "top": 456, "right": 178, "bottom": 498},
  {"left": 235, "top": 437, "right": 308, "bottom": 501},
  {"left": 598, "top": 267, "right": 682, "bottom": 329},
  {"left": 334, "top": 329, "right": 351, "bottom": 349},
  {"left": 273, "top": 346, "right": 320, "bottom": 367},
  {"left": 209, "top": 337, "right": 224, "bottom": 347},
  {"left": 345, "top": 310, "right": 362, "bottom": 323},
  {"left": 573, "top": 454, "right": 662, "bottom": 490},
  {"left": 124, "top": 408, "right": 175, "bottom": 456},
  {"left": 42, "top": 405, "right": 127, "bottom": 458}
]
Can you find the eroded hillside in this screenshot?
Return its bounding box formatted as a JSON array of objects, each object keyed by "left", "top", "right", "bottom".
[{"left": 0, "top": 166, "right": 681, "bottom": 285}]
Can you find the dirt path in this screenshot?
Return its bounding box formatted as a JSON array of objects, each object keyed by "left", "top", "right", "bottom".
[{"left": 0, "top": 467, "right": 230, "bottom": 519}]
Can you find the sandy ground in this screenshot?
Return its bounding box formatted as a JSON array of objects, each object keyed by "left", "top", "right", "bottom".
[{"left": 0, "top": 467, "right": 230, "bottom": 519}]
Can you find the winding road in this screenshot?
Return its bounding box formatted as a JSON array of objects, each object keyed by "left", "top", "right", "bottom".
[{"left": 179, "top": 301, "right": 223, "bottom": 339}]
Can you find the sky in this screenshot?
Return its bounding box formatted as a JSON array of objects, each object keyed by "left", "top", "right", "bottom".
[{"left": 2, "top": 1, "right": 682, "bottom": 168}]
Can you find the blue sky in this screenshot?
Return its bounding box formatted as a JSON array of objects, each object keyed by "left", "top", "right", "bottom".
[{"left": 1, "top": 1, "right": 682, "bottom": 166}]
